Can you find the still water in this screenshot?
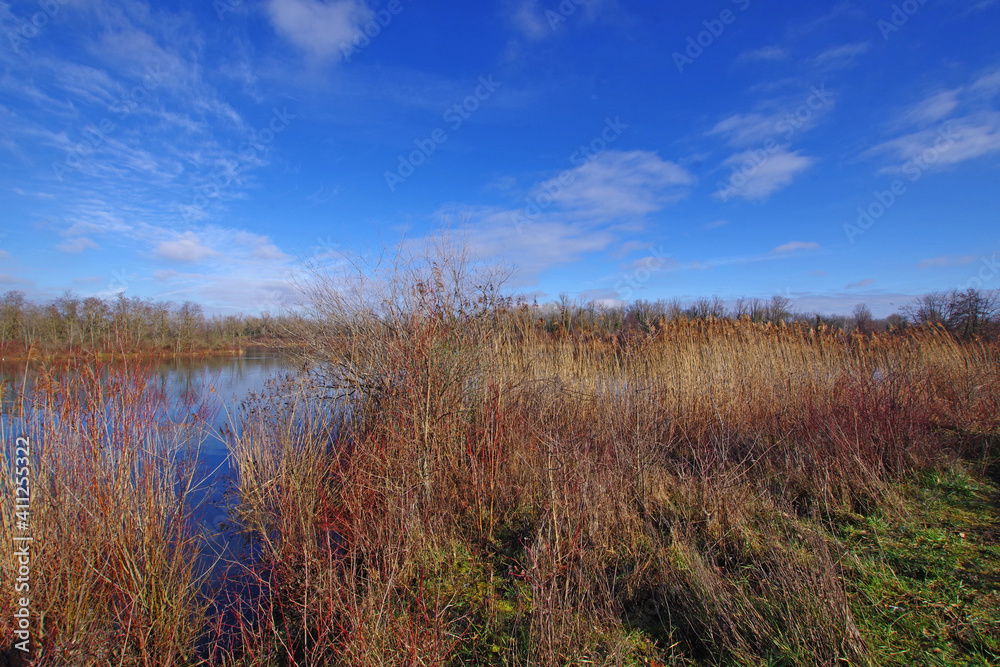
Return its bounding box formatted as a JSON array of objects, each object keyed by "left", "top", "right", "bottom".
[{"left": 0, "top": 349, "right": 300, "bottom": 559}]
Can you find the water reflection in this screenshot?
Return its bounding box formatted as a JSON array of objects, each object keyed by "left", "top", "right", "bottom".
[{"left": 0, "top": 348, "right": 299, "bottom": 552}]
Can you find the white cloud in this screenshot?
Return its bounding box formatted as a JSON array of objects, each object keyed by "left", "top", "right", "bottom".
[
  {"left": 709, "top": 87, "right": 832, "bottom": 149},
  {"left": 773, "top": 241, "right": 819, "bottom": 253},
  {"left": 846, "top": 278, "right": 875, "bottom": 289},
  {"left": 535, "top": 150, "right": 694, "bottom": 219},
  {"left": 715, "top": 147, "right": 815, "bottom": 201},
  {"left": 510, "top": 0, "right": 549, "bottom": 40},
  {"left": 918, "top": 254, "right": 978, "bottom": 269},
  {"left": 709, "top": 112, "right": 782, "bottom": 148},
  {"left": 154, "top": 232, "right": 219, "bottom": 263},
  {"left": 900, "top": 89, "right": 961, "bottom": 126},
  {"left": 234, "top": 231, "right": 291, "bottom": 261},
  {"left": 56, "top": 237, "right": 99, "bottom": 253},
  {"left": 506, "top": 0, "right": 613, "bottom": 40},
  {"left": 971, "top": 66, "right": 1000, "bottom": 96},
  {"left": 811, "top": 41, "right": 870, "bottom": 68},
  {"left": 427, "top": 206, "right": 617, "bottom": 287},
  {"left": 867, "top": 68, "right": 1000, "bottom": 173},
  {"left": 267, "top": 0, "right": 373, "bottom": 61},
  {"left": 737, "top": 46, "right": 788, "bottom": 63},
  {"left": 868, "top": 112, "right": 1000, "bottom": 174}
]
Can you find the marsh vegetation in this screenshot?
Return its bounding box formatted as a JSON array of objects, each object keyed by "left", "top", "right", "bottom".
[{"left": 2, "top": 239, "right": 999, "bottom": 665}]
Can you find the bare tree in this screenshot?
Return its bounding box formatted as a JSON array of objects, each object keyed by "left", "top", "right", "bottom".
[
  {"left": 852, "top": 303, "right": 874, "bottom": 334},
  {"left": 902, "top": 291, "right": 951, "bottom": 328},
  {"left": 948, "top": 288, "right": 999, "bottom": 339},
  {"left": 766, "top": 295, "right": 791, "bottom": 323}
]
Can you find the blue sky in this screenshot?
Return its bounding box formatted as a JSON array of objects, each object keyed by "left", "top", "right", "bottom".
[{"left": 1, "top": 0, "right": 998, "bottom": 315}]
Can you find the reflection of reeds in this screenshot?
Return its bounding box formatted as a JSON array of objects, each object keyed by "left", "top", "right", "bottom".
[
  {"left": 225, "top": 294, "right": 999, "bottom": 665},
  {"left": 0, "top": 359, "right": 210, "bottom": 665}
]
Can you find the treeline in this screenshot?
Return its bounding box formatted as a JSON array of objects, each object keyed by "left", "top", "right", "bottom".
[
  {"left": 2, "top": 287, "right": 997, "bottom": 359},
  {"left": 528, "top": 289, "right": 1000, "bottom": 339},
  {"left": 0, "top": 291, "right": 302, "bottom": 358}
]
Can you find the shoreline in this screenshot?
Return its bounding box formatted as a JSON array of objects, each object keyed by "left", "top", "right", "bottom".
[{"left": 0, "top": 340, "right": 301, "bottom": 364}]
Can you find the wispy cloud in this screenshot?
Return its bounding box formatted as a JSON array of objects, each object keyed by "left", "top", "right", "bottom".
[
  {"left": 810, "top": 41, "right": 870, "bottom": 69},
  {"left": 439, "top": 206, "right": 619, "bottom": 287},
  {"left": 846, "top": 278, "right": 875, "bottom": 289},
  {"left": 0, "top": 274, "right": 34, "bottom": 286},
  {"left": 534, "top": 150, "right": 695, "bottom": 219},
  {"left": 899, "top": 89, "right": 961, "bottom": 127},
  {"left": 868, "top": 112, "right": 1000, "bottom": 174},
  {"left": 266, "top": 0, "right": 373, "bottom": 61},
  {"left": 737, "top": 46, "right": 788, "bottom": 64},
  {"left": 773, "top": 241, "right": 819, "bottom": 253},
  {"left": 866, "top": 68, "right": 1000, "bottom": 173},
  {"left": 715, "top": 148, "right": 816, "bottom": 201},
  {"left": 710, "top": 112, "right": 785, "bottom": 148},
  {"left": 154, "top": 232, "right": 220, "bottom": 263},
  {"left": 509, "top": 0, "right": 549, "bottom": 40},
  {"left": 56, "top": 237, "right": 99, "bottom": 254},
  {"left": 918, "top": 254, "right": 978, "bottom": 269}
]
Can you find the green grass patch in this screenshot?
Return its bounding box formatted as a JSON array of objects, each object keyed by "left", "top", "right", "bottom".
[{"left": 835, "top": 467, "right": 1000, "bottom": 666}]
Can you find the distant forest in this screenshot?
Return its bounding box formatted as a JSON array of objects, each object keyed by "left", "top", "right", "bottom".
[
  {"left": 0, "top": 291, "right": 301, "bottom": 358},
  {"left": 0, "top": 287, "right": 997, "bottom": 359}
]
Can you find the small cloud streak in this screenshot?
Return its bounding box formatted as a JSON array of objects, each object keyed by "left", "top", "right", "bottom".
[
  {"left": 918, "top": 254, "right": 978, "bottom": 269},
  {"left": 773, "top": 241, "right": 819, "bottom": 253},
  {"left": 846, "top": 278, "right": 875, "bottom": 289},
  {"left": 56, "top": 237, "right": 99, "bottom": 254},
  {"left": 737, "top": 46, "right": 788, "bottom": 63},
  {"left": 811, "top": 41, "right": 870, "bottom": 68},
  {"left": 715, "top": 148, "right": 816, "bottom": 201}
]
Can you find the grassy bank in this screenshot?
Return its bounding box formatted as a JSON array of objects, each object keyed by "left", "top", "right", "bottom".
[{"left": 2, "top": 274, "right": 999, "bottom": 664}]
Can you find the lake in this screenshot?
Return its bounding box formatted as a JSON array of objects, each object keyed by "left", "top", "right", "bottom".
[{"left": 0, "top": 349, "right": 301, "bottom": 567}]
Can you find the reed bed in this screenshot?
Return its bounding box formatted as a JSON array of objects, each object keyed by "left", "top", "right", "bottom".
[
  {"left": 1, "top": 360, "right": 211, "bottom": 666},
  {"left": 224, "top": 301, "right": 1000, "bottom": 665}
]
